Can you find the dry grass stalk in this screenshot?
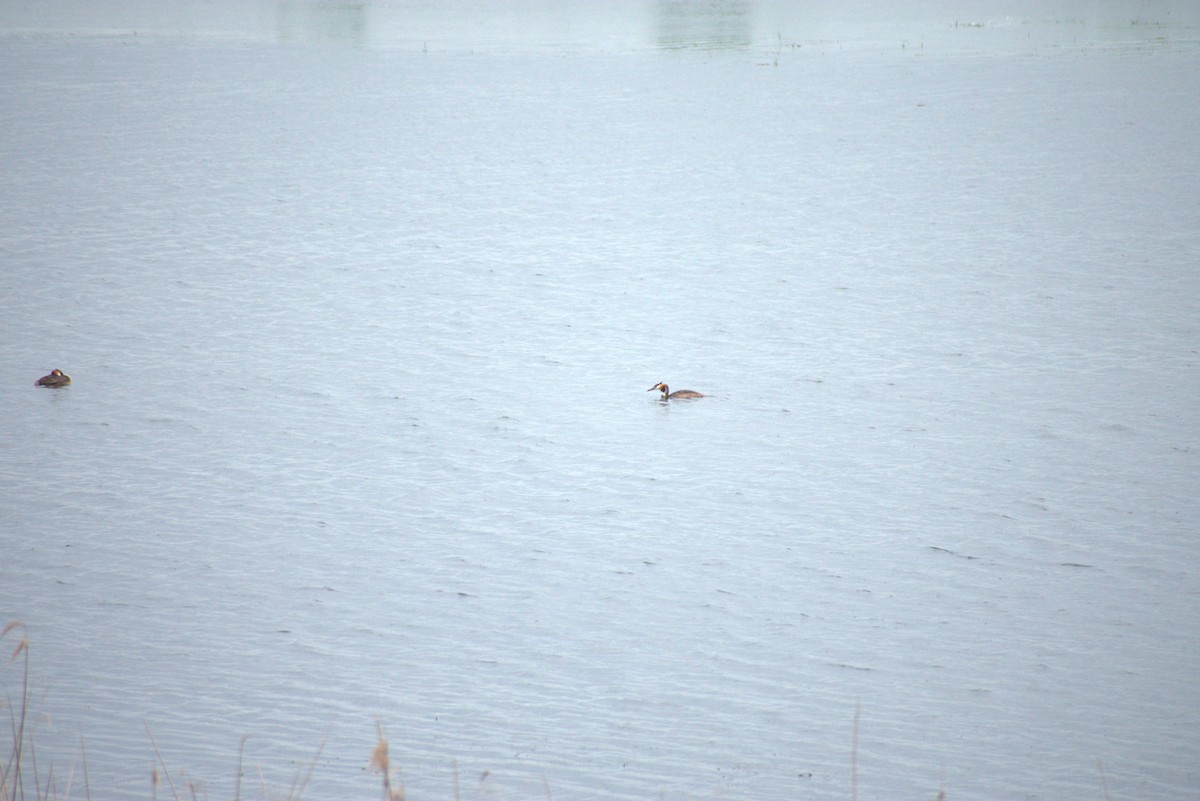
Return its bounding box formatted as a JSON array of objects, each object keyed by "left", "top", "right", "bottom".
[
  {"left": 370, "top": 722, "right": 404, "bottom": 801},
  {"left": 2, "top": 621, "right": 31, "bottom": 801},
  {"left": 850, "top": 703, "right": 860, "bottom": 801},
  {"left": 145, "top": 724, "right": 180, "bottom": 801},
  {"left": 287, "top": 733, "right": 327, "bottom": 801}
]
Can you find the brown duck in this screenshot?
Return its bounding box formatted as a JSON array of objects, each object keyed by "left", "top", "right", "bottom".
[{"left": 36, "top": 369, "right": 72, "bottom": 388}]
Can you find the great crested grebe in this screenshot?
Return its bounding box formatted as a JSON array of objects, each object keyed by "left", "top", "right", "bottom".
[
  {"left": 648, "top": 382, "right": 704, "bottom": 400},
  {"left": 36, "top": 369, "right": 72, "bottom": 388}
]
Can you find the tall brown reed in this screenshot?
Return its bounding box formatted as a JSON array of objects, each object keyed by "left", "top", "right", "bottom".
[
  {"left": 2, "top": 621, "right": 31, "bottom": 801},
  {"left": 370, "top": 721, "right": 406, "bottom": 801}
]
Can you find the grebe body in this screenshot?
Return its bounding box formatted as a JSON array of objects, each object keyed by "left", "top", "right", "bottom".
[
  {"left": 36, "top": 369, "right": 71, "bottom": 388},
  {"left": 648, "top": 382, "right": 703, "bottom": 400}
]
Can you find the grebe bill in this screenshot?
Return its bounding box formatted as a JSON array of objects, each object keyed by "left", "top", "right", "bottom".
[
  {"left": 36, "top": 369, "right": 71, "bottom": 387},
  {"left": 648, "top": 382, "right": 704, "bottom": 400}
]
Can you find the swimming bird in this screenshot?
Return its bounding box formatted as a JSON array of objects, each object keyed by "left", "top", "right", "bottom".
[
  {"left": 36, "top": 369, "right": 71, "bottom": 387},
  {"left": 648, "top": 382, "right": 703, "bottom": 400}
]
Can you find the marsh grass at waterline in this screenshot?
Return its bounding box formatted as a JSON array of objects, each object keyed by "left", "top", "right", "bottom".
[
  {"left": 3, "top": 617, "right": 897, "bottom": 801},
  {"left": 4, "top": 621, "right": 1119, "bottom": 801},
  {"left": 1, "top": 621, "right": 351, "bottom": 801},
  {"left": 2, "top": 622, "right": 102, "bottom": 801}
]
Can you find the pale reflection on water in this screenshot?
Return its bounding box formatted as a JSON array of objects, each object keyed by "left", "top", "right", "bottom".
[{"left": 3, "top": 0, "right": 1198, "bottom": 52}]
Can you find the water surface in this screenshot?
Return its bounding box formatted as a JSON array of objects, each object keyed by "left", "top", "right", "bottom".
[{"left": 2, "top": 3, "right": 1198, "bottom": 800}]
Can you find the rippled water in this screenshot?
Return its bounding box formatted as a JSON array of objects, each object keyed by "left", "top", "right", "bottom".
[{"left": 3, "top": 3, "right": 1199, "bottom": 800}]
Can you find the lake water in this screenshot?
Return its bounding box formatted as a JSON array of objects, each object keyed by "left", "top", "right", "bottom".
[{"left": 2, "top": 2, "right": 1198, "bottom": 800}]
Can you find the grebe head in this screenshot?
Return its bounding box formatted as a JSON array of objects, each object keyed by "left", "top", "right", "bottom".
[{"left": 648, "top": 382, "right": 669, "bottom": 395}]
